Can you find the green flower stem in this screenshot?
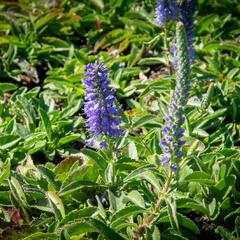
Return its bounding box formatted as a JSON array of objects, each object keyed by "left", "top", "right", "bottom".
[
  {"left": 164, "top": 27, "right": 173, "bottom": 76},
  {"left": 135, "top": 170, "right": 173, "bottom": 236}
]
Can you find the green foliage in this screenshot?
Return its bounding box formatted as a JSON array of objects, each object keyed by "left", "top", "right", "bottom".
[{"left": 0, "top": 0, "right": 240, "bottom": 239}]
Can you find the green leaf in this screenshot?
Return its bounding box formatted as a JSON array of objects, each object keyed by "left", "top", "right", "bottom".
[
  {"left": 90, "top": 0, "right": 104, "bottom": 9},
  {"left": 166, "top": 197, "right": 179, "bottom": 230},
  {"left": 215, "top": 226, "right": 235, "bottom": 240},
  {"left": 176, "top": 198, "right": 208, "bottom": 215},
  {"left": 82, "top": 148, "right": 107, "bottom": 171},
  {"left": 204, "top": 41, "right": 240, "bottom": 52},
  {"left": 0, "top": 36, "right": 9, "bottom": 45},
  {"left": 201, "top": 82, "right": 215, "bottom": 109},
  {"left": 133, "top": 115, "right": 157, "bottom": 129},
  {"left": 124, "top": 167, "right": 162, "bottom": 194},
  {"left": 58, "top": 134, "right": 81, "bottom": 145},
  {"left": 128, "top": 141, "right": 138, "bottom": 160},
  {"left": 177, "top": 213, "right": 200, "bottom": 235},
  {"left": 0, "top": 205, "right": 10, "bottom": 222},
  {"left": 0, "top": 135, "right": 21, "bottom": 150},
  {"left": 9, "top": 177, "right": 28, "bottom": 208},
  {"left": 22, "top": 233, "right": 57, "bottom": 240},
  {"left": 46, "top": 191, "right": 65, "bottom": 220},
  {"left": 60, "top": 229, "right": 70, "bottom": 240},
  {"left": 184, "top": 171, "right": 215, "bottom": 185},
  {"left": 35, "top": 10, "right": 60, "bottom": 31},
  {"left": 128, "top": 45, "right": 144, "bottom": 67},
  {"left": 59, "top": 181, "right": 105, "bottom": 197},
  {"left": 124, "top": 190, "right": 145, "bottom": 208},
  {"left": 59, "top": 221, "right": 94, "bottom": 236},
  {"left": 0, "top": 83, "right": 17, "bottom": 94},
  {"left": 206, "top": 125, "right": 231, "bottom": 144},
  {"left": 196, "top": 14, "right": 218, "bottom": 34},
  {"left": 37, "top": 165, "right": 60, "bottom": 191},
  {"left": 160, "top": 213, "right": 200, "bottom": 235},
  {"left": 0, "top": 160, "right": 11, "bottom": 184},
  {"left": 59, "top": 100, "right": 83, "bottom": 119},
  {"left": 111, "top": 205, "right": 145, "bottom": 224},
  {"left": 123, "top": 165, "right": 155, "bottom": 183},
  {"left": 42, "top": 37, "right": 69, "bottom": 48},
  {"left": 192, "top": 108, "right": 227, "bottom": 128},
  {"left": 88, "top": 218, "right": 125, "bottom": 240},
  {"left": 139, "top": 57, "right": 166, "bottom": 65},
  {"left": 192, "top": 128, "right": 209, "bottom": 138},
  {"left": 39, "top": 108, "right": 52, "bottom": 141},
  {"left": 94, "top": 29, "right": 132, "bottom": 51},
  {"left": 59, "top": 207, "right": 98, "bottom": 226}
]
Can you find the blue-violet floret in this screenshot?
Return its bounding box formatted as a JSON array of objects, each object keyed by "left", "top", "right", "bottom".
[{"left": 156, "top": 0, "right": 179, "bottom": 26}]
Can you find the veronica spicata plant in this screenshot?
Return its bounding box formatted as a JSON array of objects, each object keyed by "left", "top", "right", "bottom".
[
  {"left": 160, "top": 21, "right": 191, "bottom": 170},
  {"left": 136, "top": 22, "right": 191, "bottom": 237},
  {"left": 83, "top": 60, "right": 121, "bottom": 147}
]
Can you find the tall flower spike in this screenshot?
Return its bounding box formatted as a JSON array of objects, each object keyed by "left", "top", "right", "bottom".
[
  {"left": 173, "top": 0, "right": 196, "bottom": 66},
  {"left": 180, "top": 0, "right": 196, "bottom": 63},
  {"left": 160, "top": 22, "right": 190, "bottom": 170},
  {"left": 83, "top": 60, "right": 121, "bottom": 146},
  {"left": 156, "top": 0, "right": 179, "bottom": 26}
]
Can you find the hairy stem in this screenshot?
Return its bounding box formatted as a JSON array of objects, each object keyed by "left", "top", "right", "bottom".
[{"left": 136, "top": 170, "right": 173, "bottom": 236}]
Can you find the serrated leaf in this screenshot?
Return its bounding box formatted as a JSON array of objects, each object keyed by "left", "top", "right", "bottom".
[
  {"left": 204, "top": 41, "right": 240, "bottom": 52},
  {"left": 139, "top": 57, "right": 166, "bottom": 65},
  {"left": 60, "top": 229, "right": 70, "bottom": 240},
  {"left": 176, "top": 198, "right": 208, "bottom": 215},
  {"left": 0, "top": 135, "right": 21, "bottom": 150},
  {"left": 184, "top": 171, "right": 215, "bottom": 185},
  {"left": 192, "top": 128, "right": 209, "bottom": 138},
  {"left": 82, "top": 148, "right": 107, "bottom": 171},
  {"left": 0, "top": 83, "right": 17, "bottom": 94},
  {"left": 59, "top": 180, "right": 105, "bottom": 197},
  {"left": 128, "top": 141, "right": 138, "bottom": 160},
  {"left": 39, "top": 108, "right": 52, "bottom": 141},
  {"left": 111, "top": 205, "right": 145, "bottom": 224},
  {"left": 0, "top": 160, "right": 10, "bottom": 184},
  {"left": 160, "top": 213, "right": 200, "bottom": 234},
  {"left": 166, "top": 197, "right": 179, "bottom": 230},
  {"left": 9, "top": 177, "right": 28, "bottom": 208},
  {"left": 37, "top": 165, "right": 60, "bottom": 191},
  {"left": 46, "top": 191, "right": 65, "bottom": 220},
  {"left": 59, "top": 221, "right": 94, "bottom": 235},
  {"left": 59, "top": 207, "right": 98, "bottom": 226},
  {"left": 22, "top": 233, "right": 57, "bottom": 240},
  {"left": 124, "top": 190, "right": 145, "bottom": 208},
  {"left": 133, "top": 115, "right": 157, "bottom": 129},
  {"left": 88, "top": 218, "right": 124, "bottom": 240},
  {"left": 59, "top": 134, "right": 81, "bottom": 145}
]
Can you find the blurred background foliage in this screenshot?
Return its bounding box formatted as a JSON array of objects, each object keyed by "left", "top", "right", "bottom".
[{"left": 0, "top": 0, "right": 240, "bottom": 239}]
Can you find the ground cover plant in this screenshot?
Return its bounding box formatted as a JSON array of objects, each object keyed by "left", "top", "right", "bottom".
[{"left": 0, "top": 0, "right": 240, "bottom": 239}]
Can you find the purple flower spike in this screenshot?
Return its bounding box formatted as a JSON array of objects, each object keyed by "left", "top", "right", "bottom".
[
  {"left": 173, "top": 0, "right": 197, "bottom": 66},
  {"left": 180, "top": 0, "right": 197, "bottom": 63},
  {"left": 83, "top": 60, "right": 121, "bottom": 146},
  {"left": 159, "top": 22, "right": 191, "bottom": 170},
  {"left": 156, "top": 0, "right": 179, "bottom": 26}
]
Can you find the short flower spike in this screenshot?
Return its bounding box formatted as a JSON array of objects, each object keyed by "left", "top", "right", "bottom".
[{"left": 83, "top": 60, "right": 121, "bottom": 146}]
